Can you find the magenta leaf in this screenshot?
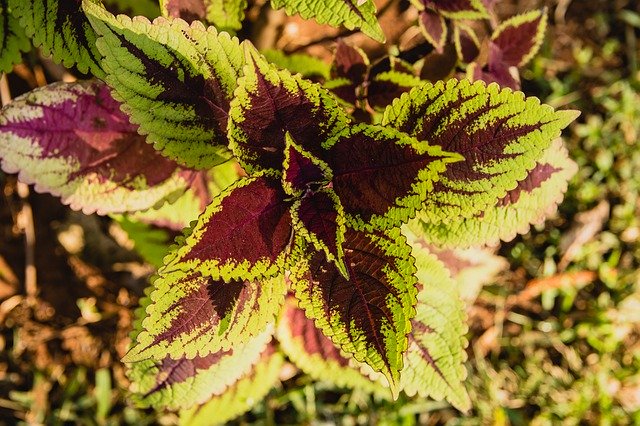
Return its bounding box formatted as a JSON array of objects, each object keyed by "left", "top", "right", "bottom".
[{"left": 0, "top": 80, "right": 196, "bottom": 214}]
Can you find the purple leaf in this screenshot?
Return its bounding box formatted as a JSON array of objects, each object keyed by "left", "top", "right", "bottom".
[
  {"left": 0, "top": 80, "right": 196, "bottom": 214},
  {"left": 419, "top": 9, "right": 447, "bottom": 52}
]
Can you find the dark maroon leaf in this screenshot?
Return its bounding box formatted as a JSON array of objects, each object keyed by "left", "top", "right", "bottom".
[
  {"left": 420, "top": 43, "right": 458, "bottom": 82},
  {"left": 332, "top": 39, "right": 369, "bottom": 86},
  {"left": 295, "top": 190, "right": 342, "bottom": 261},
  {"left": 492, "top": 11, "right": 545, "bottom": 67},
  {"left": 367, "top": 78, "right": 414, "bottom": 110},
  {"left": 180, "top": 176, "right": 293, "bottom": 265},
  {"left": 283, "top": 140, "right": 329, "bottom": 193},
  {"left": 329, "top": 125, "right": 439, "bottom": 222},
  {"left": 420, "top": 9, "right": 447, "bottom": 52},
  {"left": 455, "top": 25, "right": 480, "bottom": 62}
]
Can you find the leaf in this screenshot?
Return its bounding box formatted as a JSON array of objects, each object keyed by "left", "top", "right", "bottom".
[
  {"left": 0, "top": 0, "right": 31, "bottom": 73},
  {"left": 290, "top": 227, "right": 418, "bottom": 393},
  {"left": 0, "top": 80, "right": 197, "bottom": 215},
  {"left": 453, "top": 23, "right": 480, "bottom": 63},
  {"left": 292, "top": 188, "right": 348, "bottom": 277},
  {"left": 277, "top": 298, "right": 385, "bottom": 394},
  {"left": 382, "top": 79, "right": 579, "bottom": 226},
  {"left": 9, "top": 0, "right": 103, "bottom": 76},
  {"left": 419, "top": 9, "right": 447, "bottom": 52},
  {"left": 127, "top": 327, "right": 273, "bottom": 409},
  {"left": 400, "top": 232, "right": 470, "bottom": 411},
  {"left": 327, "top": 123, "right": 460, "bottom": 231},
  {"left": 367, "top": 71, "right": 422, "bottom": 110},
  {"left": 228, "top": 45, "right": 349, "bottom": 174},
  {"left": 491, "top": 8, "right": 547, "bottom": 67},
  {"left": 282, "top": 133, "right": 331, "bottom": 196},
  {"left": 179, "top": 347, "right": 284, "bottom": 425},
  {"left": 84, "top": 2, "right": 245, "bottom": 169},
  {"left": 128, "top": 162, "right": 241, "bottom": 232},
  {"left": 467, "top": 52, "right": 520, "bottom": 90},
  {"left": 160, "top": 0, "right": 246, "bottom": 31},
  {"left": 270, "top": 0, "right": 384, "bottom": 42},
  {"left": 424, "top": 0, "right": 488, "bottom": 20},
  {"left": 411, "top": 139, "right": 578, "bottom": 247},
  {"left": 103, "top": 0, "right": 160, "bottom": 18},
  {"left": 123, "top": 177, "right": 291, "bottom": 362},
  {"left": 420, "top": 43, "right": 458, "bottom": 82},
  {"left": 331, "top": 39, "right": 369, "bottom": 86},
  {"left": 262, "top": 49, "right": 331, "bottom": 80},
  {"left": 113, "top": 216, "right": 171, "bottom": 267}
]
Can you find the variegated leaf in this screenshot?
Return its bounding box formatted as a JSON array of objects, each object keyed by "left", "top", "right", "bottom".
[
  {"left": 228, "top": 45, "right": 349, "bottom": 174},
  {"left": 128, "top": 161, "right": 241, "bottom": 232},
  {"left": 382, "top": 79, "right": 579, "bottom": 227},
  {"left": 277, "top": 298, "right": 386, "bottom": 394},
  {"left": 0, "top": 80, "right": 197, "bottom": 215},
  {"left": 327, "top": 123, "right": 460, "bottom": 231},
  {"left": 179, "top": 347, "right": 284, "bottom": 425},
  {"left": 422, "top": 0, "right": 488, "bottom": 19},
  {"left": 127, "top": 327, "right": 273, "bottom": 409},
  {"left": 290, "top": 227, "right": 417, "bottom": 393},
  {"left": 161, "top": 0, "right": 246, "bottom": 31},
  {"left": 491, "top": 8, "right": 547, "bottom": 67},
  {"left": 84, "top": 2, "right": 244, "bottom": 169},
  {"left": 411, "top": 139, "right": 577, "bottom": 247},
  {"left": 419, "top": 9, "right": 447, "bottom": 52},
  {"left": 400, "top": 231, "right": 470, "bottom": 411},
  {"left": 292, "top": 188, "right": 348, "bottom": 277},
  {"left": 420, "top": 43, "right": 458, "bottom": 82},
  {"left": 9, "top": 0, "right": 103, "bottom": 76},
  {"left": 282, "top": 133, "right": 331, "bottom": 196},
  {"left": 123, "top": 176, "right": 291, "bottom": 362},
  {"left": 270, "top": 0, "right": 384, "bottom": 43},
  {"left": 331, "top": 39, "right": 369, "bottom": 86},
  {"left": 0, "top": 0, "right": 30, "bottom": 73},
  {"left": 453, "top": 23, "right": 479, "bottom": 63},
  {"left": 367, "top": 71, "right": 422, "bottom": 110}
]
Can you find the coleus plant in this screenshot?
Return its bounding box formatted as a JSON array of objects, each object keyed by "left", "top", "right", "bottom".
[{"left": 0, "top": 0, "right": 579, "bottom": 421}]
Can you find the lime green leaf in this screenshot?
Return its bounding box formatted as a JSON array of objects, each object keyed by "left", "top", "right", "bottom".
[
  {"left": 290, "top": 227, "right": 417, "bottom": 394},
  {"left": 127, "top": 327, "right": 273, "bottom": 409},
  {"left": 113, "top": 216, "right": 171, "bottom": 267},
  {"left": 0, "top": 1, "right": 30, "bottom": 73},
  {"left": 103, "top": 0, "right": 160, "bottom": 18},
  {"left": 9, "top": 0, "right": 103, "bottom": 76},
  {"left": 263, "top": 49, "right": 330, "bottom": 80},
  {"left": 382, "top": 79, "right": 579, "bottom": 229},
  {"left": 270, "top": 0, "right": 384, "bottom": 42},
  {"left": 84, "top": 1, "right": 245, "bottom": 169},
  {"left": 179, "top": 347, "right": 284, "bottom": 425},
  {"left": 400, "top": 232, "right": 470, "bottom": 411},
  {"left": 411, "top": 138, "right": 577, "bottom": 247}
]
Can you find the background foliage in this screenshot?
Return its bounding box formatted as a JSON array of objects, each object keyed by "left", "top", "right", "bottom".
[{"left": 0, "top": 0, "right": 639, "bottom": 424}]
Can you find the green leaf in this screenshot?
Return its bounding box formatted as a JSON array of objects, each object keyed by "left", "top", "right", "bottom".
[
  {"left": 0, "top": 80, "right": 197, "bottom": 215},
  {"left": 0, "top": 1, "right": 30, "bottom": 73},
  {"left": 160, "top": 0, "right": 246, "bottom": 31},
  {"left": 411, "top": 139, "right": 577, "bottom": 247},
  {"left": 277, "top": 298, "right": 387, "bottom": 395},
  {"left": 127, "top": 327, "right": 273, "bottom": 409},
  {"left": 228, "top": 45, "right": 349, "bottom": 174},
  {"left": 270, "top": 0, "right": 384, "bottom": 42},
  {"left": 290, "top": 227, "right": 417, "bottom": 394},
  {"left": 112, "top": 216, "right": 171, "bottom": 267},
  {"left": 123, "top": 177, "right": 291, "bottom": 362},
  {"left": 400, "top": 231, "right": 470, "bottom": 411},
  {"left": 84, "top": 1, "right": 245, "bottom": 169},
  {"left": 263, "top": 49, "right": 331, "bottom": 80},
  {"left": 103, "top": 0, "right": 160, "bottom": 18},
  {"left": 382, "top": 79, "right": 579, "bottom": 228},
  {"left": 9, "top": 0, "right": 103, "bottom": 76},
  {"left": 179, "top": 347, "right": 284, "bottom": 425}
]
